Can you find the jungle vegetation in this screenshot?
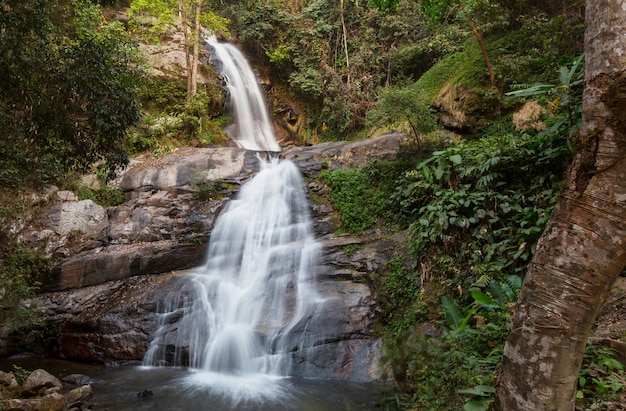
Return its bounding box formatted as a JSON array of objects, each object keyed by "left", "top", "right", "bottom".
[{"left": 2, "top": 0, "right": 624, "bottom": 410}]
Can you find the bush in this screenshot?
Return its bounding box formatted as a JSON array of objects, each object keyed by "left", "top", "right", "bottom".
[
  {"left": 377, "top": 127, "right": 572, "bottom": 410},
  {"left": 321, "top": 160, "right": 408, "bottom": 234},
  {"left": 0, "top": 246, "right": 49, "bottom": 328}
]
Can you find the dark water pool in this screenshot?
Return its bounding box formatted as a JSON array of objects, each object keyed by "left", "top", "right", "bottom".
[{"left": 1, "top": 356, "right": 389, "bottom": 410}]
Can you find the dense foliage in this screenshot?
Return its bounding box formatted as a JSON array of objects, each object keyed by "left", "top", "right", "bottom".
[
  {"left": 0, "top": 246, "right": 49, "bottom": 328},
  {"left": 1, "top": 0, "right": 622, "bottom": 409},
  {"left": 0, "top": 0, "right": 143, "bottom": 188},
  {"left": 208, "top": 0, "right": 585, "bottom": 140}
]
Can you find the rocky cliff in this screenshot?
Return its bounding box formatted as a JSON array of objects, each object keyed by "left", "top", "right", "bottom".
[{"left": 1, "top": 132, "right": 409, "bottom": 382}]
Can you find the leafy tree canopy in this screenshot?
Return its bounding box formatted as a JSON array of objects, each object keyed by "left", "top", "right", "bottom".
[{"left": 0, "top": 0, "right": 143, "bottom": 188}]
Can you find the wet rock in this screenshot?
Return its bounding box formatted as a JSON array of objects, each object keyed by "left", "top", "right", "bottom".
[
  {"left": 137, "top": 389, "right": 153, "bottom": 398},
  {"left": 21, "top": 369, "right": 62, "bottom": 397},
  {"left": 65, "top": 384, "right": 93, "bottom": 408},
  {"left": 44, "top": 242, "right": 205, "bottom": 291},
  {"left": 4, "top": 393, "right": 66, "bottom": 411},
  {"left": 61, "top": 374, "right": 93, "bottom": 386}
]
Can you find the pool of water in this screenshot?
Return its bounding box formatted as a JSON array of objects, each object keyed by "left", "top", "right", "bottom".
[{"left": 1, "top": 356, "right": 388, "bottom": 410}]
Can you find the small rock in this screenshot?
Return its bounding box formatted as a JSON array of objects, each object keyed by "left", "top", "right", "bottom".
[
  {"left": 62, "top": 374, "right": 94, "bottom": 386},
  {"left": 56, "top": 191, "right": 79, "bottom": 202},
  {"left": 0, "top": 371, "right": 18, "bottom": 390},
  {"left": 137, "top": 389, "right": 153, "bottom": 398},
  {"left": 65, "top": 384, "right": 93, "bottom": 408}
]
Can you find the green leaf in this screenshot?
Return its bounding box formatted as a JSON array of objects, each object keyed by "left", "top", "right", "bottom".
[
  {"left": 458, "top": 385, "right": 496, "bottom": 396},
  {"left": 449, "top": 154, "right": 462, "bottom": 165},
  {"left": 435, "top": 165, "right": 445, "bottom": 180},
  {"left": 441, "top": 295, "right": 464, "bottom": 329},
  {"left": 464, "top": 399, "right": 491, "bottom": 411},
  {"left": 470, "top": 290, "right": 498, "bottom": 308},
  {"left": 505, "top": 83, "right": 554, "bottom": 97}
]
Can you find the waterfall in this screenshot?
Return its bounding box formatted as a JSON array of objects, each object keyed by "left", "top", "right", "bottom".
[
  {"left": 143, "top": 36, "right": 324, "bottom": 399},
  {"left": 205, "top": 35, "right": 281, "bottom": 152}
]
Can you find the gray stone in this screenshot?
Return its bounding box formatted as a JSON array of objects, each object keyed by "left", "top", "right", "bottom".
[
  {"left": 0, "top": 371, "right": 18, "bottom": 391},
  {"left": 47, "top": 200, "right": 108, "bottom": 238},
  {"left": 65, "top": 384, "right": 93, "bottom": 408},
  {"left": 61, "top": 374, "right": 93, "bottom": 386},
  {"left": 20, "top": 369, "right": 62, "bottom": 397},
  {"left": 282, "top": 132, "right": 410, "bottom": 178},
  {"left": 55, "top": 191, "right": 79, "bottom": 202}
]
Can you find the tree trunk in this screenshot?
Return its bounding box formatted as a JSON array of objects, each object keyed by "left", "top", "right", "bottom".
[
  {"left": 458, "top": 0, "right": 495, "bottom": 86},
  {"left": 466, "top": 17, "right": 495, "bottom": 86},
  {"left": 495, "top": 1, "right": 626, "bottom": 409},
  {"left": 188, "top": 0, "right": 203, "bottom": 101},
  {"left": 339, "top": 0, "right": 351, "bottom": 86},
  {"left": 180, "top": 0, "right": 192, "bottom": 96}
]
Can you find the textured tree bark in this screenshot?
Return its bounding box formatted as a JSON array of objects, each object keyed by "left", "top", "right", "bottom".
[{"left": 495, "top": 0, "right": 626, "bottom": 409}]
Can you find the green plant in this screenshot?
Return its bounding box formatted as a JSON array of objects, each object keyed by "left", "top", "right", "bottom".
[
  {"left": 506, "top": 54, "right": 584, "bottom": 139},
  {"left": 12, "top": 365, "right": 30, "bottom": 386},
  {"left": 458, "top": 385, "right": 496, "bottom": 411},
  {"left": 0, "top": 246, "right": 48, "bottom": 328},
  {"left": 192, "top": 179, "right": 231, "bottom": 201},
  {"left": 0, "top": 0, "right": 142, "bottom": 189},
  {"left": 69, "top": 180, "right": 124, "bottom": 208},
  {"left": 577, "top": 342, "right": 626, "bottom": 409},
  {"left": 343, "top": 244, "right": 362, "bottom": 256},
  {"left": 368, "top": 85, "right": 438, "bottom": 146},
  {"left": 378, "top": 126, "right": 570, "bottom": 410},
  {"left": 398, "top": 131, "right": 569, "bottom": 286},
  {"left": 321, "top": 160, "right": 407, "bottom": 234}
]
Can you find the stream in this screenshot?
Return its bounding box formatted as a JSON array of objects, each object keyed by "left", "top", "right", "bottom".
[{"left": 1, "top": 355, "right": 387, "bottom": 410}]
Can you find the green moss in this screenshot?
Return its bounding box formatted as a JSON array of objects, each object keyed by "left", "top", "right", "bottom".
[{"left": 412, "top": 38, "right": 486, "bottom": 106}]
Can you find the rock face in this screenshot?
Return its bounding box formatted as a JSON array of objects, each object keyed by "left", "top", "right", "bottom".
[{"left": 2, "top": 133, "right": 409, "bottom": 383}]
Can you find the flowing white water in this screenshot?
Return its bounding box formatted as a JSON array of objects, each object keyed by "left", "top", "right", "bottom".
[
  {"left": 205, "top": 34, "right": 281, "bottom": 152},
  {"left": 143, "top": 36, "right": 324, "bottom": 402}
]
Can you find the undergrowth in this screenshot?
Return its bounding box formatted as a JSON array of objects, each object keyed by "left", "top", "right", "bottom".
[
  {"left": 375, "top": 127, "right": 573, "bottom": 410},
  {"left": 320, "top": 159, "right": 411, "bottom": 234}
]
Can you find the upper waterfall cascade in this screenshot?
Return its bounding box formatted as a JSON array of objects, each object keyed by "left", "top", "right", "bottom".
[{"left": 205, "top": 34, "right": 281, "bottom": 152}]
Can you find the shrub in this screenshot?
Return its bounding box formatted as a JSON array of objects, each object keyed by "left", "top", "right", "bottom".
[{"left": 0, "top": 246, "right": 49, "bottom": 328}]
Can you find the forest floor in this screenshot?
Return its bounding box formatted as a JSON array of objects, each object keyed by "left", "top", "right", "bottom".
[{"left": 595, "top": 278, "right": 626, "bottom": 342}]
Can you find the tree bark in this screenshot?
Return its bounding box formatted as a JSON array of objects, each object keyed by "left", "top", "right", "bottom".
[
  {"left": 188, "top": 0, "right": 203, "bottom": 101},
  {"left": 495, "top": 0, "right": 626, "bottom": 409}
]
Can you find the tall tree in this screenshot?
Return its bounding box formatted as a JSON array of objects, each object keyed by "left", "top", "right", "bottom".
[
  {"left": 0, "top": 0, "right": 142, "bottom": 187},
  {"left": 179, "top": 0, "right": 204, "bottom": 101},
  {"left": 495, "top": 0, "right": 626, "bottom": 409}
]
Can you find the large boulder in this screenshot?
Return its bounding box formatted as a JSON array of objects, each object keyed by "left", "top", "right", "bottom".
[
  {"left": 282, "top": 131, "right": 409, "bottom": 178},
  {"left": 20, "top": 369, "right": 62, "bottom": 397}
]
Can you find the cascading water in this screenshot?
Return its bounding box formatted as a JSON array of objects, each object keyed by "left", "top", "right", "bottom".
[
  {"left": 205, "top": 34, "right": 281, "bottom": 152},
  {"left": 143, "top": 35, "right": 324, "bottom": 401}
]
